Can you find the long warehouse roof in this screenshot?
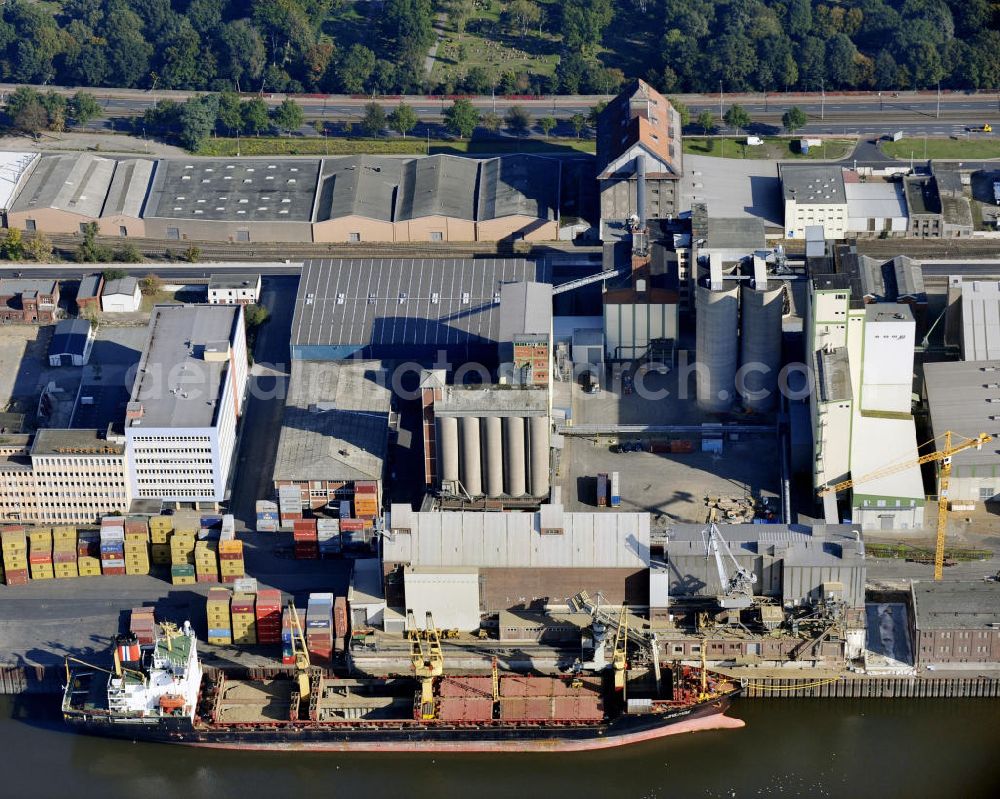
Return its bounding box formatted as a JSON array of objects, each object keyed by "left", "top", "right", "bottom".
[
  {"left": 384, "top": 508, "right": 650, "bottom": 569},
  {"left": 924, "top": 359, "right": 1000, "bottom": 469},
  {"left": 291, "top": 257, "right": 550, "bottom": 353}
]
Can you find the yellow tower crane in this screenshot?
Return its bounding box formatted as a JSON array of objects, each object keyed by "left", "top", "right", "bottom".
[
  {"left": 408, "top": 610, "right": 444, "bottom": 720},
  {"left": 818, "top": 431, "right": 991, "bottom": 580}
]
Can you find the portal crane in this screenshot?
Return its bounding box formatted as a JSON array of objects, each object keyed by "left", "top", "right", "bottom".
[
  {"left": 818, "top": 431, "right": 991, "bottom": 580},
  {"left": 407, "top": 610, "right": 444, "bottom": 720},
  {"left": 703, "top": 523, "right": 756, "bottom": 609},
  {"left": 569, "top": 591, "right": 661, "bottom": 693}
]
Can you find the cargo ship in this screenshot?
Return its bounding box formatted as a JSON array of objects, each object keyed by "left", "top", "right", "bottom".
[{"left": 61, "top": 613, "right": 743, "bottom": 752}]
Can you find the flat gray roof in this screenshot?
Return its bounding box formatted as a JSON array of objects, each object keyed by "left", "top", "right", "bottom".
[
  {"left": 209, "top": 273, "right": 260, "bottom": 291},
  {"left": 127, "top": 304, "right": 240, "bottom": 429},
  {"left": 498, "top": 281, "right": 552, "bottom": 340},
  {"left": 0, "top": 278, "right": 57, "bottom": 296},
  {"left": 77, "top": 274, "right": 102, "bottom": 301},
  {"left": 315, "top": 156, "right": 403, "bottom": 222},
  {"left": 31, "top": 428, "right": 124, "bottom": 457},
  {"left": 101, "top": 158, "right": 154, "bottom": 218},
  {"left": 384, "top": 510, "right": 650, "bottom": 569},
  {"left": 781, "top": 164, "right": 846, "bottom": 204},
  {"left": 817, "top": 347, "right": 852, "bottom": 403},
  {"left": 103, "top": 276, "right": 138, "bottom": 297},
  {"left": 705, "top": 216, "right": 766, "bottom": 251},
  {"left": 924, "top": 359, "right": 1000, "bottom": 469},
  {"left": 143, "top": 158, "right": 320, "bottom": 222},
  {"left": 865, "top": 303, "right": 913, "bottom": 324},
  {"left": 273, "top": 360, "right": 391, "bottom": 483},
  {"left": 434, "top": 385, "right": 549, "bottom": 416},
  {"left": 10, "top": 153, "right": 115, "bottom": 218},
  {"left": 913, "top": 580, "right": 1000, "bottom": 630},
  {"left": 397, "top": 156, "right": 479, "bottom": 221},
  {"left": 478, "top": 155, "right": 559, "bottom": 221},
  {"left": 960, "top": 281, "right": 1000, "bottom": 360},
  {"left": 291, "top": 258, "right": 550, "bottom": 357},
  {"left": 664, "top": 523, "right": 865, "bottom": 565}
]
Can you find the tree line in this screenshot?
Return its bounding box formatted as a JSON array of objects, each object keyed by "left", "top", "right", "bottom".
[{"left": 0, "top": 0, "right": 997, "bottom": 96}]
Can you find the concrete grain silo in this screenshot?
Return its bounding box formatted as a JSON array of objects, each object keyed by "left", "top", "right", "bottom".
[
  {"left": 438, "top": 416, "right": 459, "bottom": 485},
  {"left": 739, "top": 272, "right": 783, "bottom": 412},
  {"left": 483, "top": 416, "right": 504, "bottom": 498},
  {"left": 503, "top": 416, "right": 527, "bottom": 497},
  {"left": 459, "top": 415, "right": 483, "bottom": 496},
  {"left": 695, "top": 279, "right": 740, "bottom": 412},
  {"left": 528, "top": 415, "right": 550, "bottom": 498}
]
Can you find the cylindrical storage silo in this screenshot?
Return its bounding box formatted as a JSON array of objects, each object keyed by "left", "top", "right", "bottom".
[
  {"left": 695, "top": 282, "right": 740, "bottom": 412},
  {"left": 484, "top": 416, "right": 504, "bottom": 498},
  {"left": 503, "top": 416, "right": 526, "bottom": 497},
  {"left": 460, "top": 415, "right": 482, "bottom": 496},
  {"left": 438, "top": 416, "right": 459, "bottom": 484},
  {"left": 739, "top": 284, "right": 783, "bottom": 412},
  {"left": 528, "top": 415, "right": 550, "bottom": 497}
]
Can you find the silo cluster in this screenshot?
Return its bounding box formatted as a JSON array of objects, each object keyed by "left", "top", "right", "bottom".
[{"left": 437, "top": 414, "right": 550, "bottom": 498}]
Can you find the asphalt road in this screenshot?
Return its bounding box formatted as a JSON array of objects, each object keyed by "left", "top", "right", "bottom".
[{"left": 6, "top": 83, "right": 1000, "bottom": 139}]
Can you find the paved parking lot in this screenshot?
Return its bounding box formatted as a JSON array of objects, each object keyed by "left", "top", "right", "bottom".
[{"left": 553, "top": 364, "right": 780, "bottom": 522}]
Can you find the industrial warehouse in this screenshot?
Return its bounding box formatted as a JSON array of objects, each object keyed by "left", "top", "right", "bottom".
[
  {"left": 1, "top": 151, "right": 561, "bottom": 244},
  {"left": 4, "top": 79, "right": 1000, "bottom": 771}
]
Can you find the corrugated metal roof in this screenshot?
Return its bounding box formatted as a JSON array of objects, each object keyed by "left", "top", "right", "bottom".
[
  {"left": 291, "top": 258, "right": 549, "bottom": 356},
  {"left": 596, "top": 79, "right": 682, "bottom": 179},
  {"left": 477, "top": 155, "right": 559, "bottom": 221},
  {"left": 961, "top": 281, "right": 1000, "bottom": 361},
  {"left": 10, "top": 154, "right": 116, "bottom": 218},
  {"left": 101, "top": 158, "right": 155, "bottom": 218},
  {"left": 384, "top": 510, "right": 650, "bottom": 569},
  {"left": 49, "top": 319, "right": 91, "bottom": 357},
  {"left": 397, "top": 156, "right": 479, "bottom": 221},
  {"left": 315, "top": 156, "right": 403, "bottom": 222},
  {"left": 925, "top": 359, "right": 1000, "bottom": 468},
  {"left": 845, "top": 180, "right": 908, "bottom": 220},
  {"left": 498, "top": 281, "right": 552, "bottom": 340}
]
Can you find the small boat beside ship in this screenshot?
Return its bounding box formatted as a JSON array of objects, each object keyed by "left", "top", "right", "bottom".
[{"left": 61, "top": 609, "right": 743, "bottom": 752}]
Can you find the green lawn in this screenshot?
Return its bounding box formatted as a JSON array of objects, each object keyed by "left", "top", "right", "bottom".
[
  {"left": 196, "top": 135, "right": 594, "bottom": 157},
  {"left": 196, "top": 137, "right": 430, "bottom": 156},
  {"left": 683, "top": 137, "right": 856, "bottom": 161},
  {"left": 432, "top": 0, "right": 560, "bottom": 86},
  {"left": 882, "top": 137, "right": 1000, "bottom": 160}
]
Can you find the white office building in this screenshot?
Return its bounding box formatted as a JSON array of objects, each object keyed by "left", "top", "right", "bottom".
[{"left": 125, "top": 304, "right": 248, "bottom": 506}]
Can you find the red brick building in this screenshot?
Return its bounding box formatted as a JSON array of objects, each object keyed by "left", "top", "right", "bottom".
[
  {"left": 0, "top": 279, "right": 60, "bottom": 323},
  {"left": 912, "top": 580, "right": 1000, "bottom": 667}
]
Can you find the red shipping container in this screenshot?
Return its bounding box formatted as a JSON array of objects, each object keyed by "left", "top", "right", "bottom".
[
  {"left": 29, "top": 552, "right": 53, "bottom": 564},
  {"left": 196, "top": 574, "right": 217, "bottom": 583},
  {"left": 221, "top": 575, "right": 240, "bottom": 584},
  {"left": 340, "top": 519, "right": 365, "bottom": 532},
  {"left": 334, "top": 596, "right": 348, "bottom": 638},
  {"left": 3, "top": 568, "right": 29, "bottom": 585},
  {"left": 102, "top": 566, "right": 126, "bottom": 576}
]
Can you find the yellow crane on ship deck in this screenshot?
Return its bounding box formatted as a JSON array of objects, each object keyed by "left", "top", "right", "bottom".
[
  {"left": 818, "top": 431, "right": 991, "bottom": 581},
  {"left": 408, "top": 610, "right": 444, "bottom": 720}
]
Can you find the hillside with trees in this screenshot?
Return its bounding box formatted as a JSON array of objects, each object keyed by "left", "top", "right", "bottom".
[{"left": 0, "top": 0, "right": 996, "bottom": 96}]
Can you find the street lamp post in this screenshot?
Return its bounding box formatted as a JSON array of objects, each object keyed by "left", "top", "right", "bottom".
[
  {"left": 820, "top": 79, "right": 825, "bottom": 121},
  {"left": 936, "top": 82, "right": 941, "bottom": 119},
  {"left": 719, "top": 82, "right": 723, "bottom": 120}
]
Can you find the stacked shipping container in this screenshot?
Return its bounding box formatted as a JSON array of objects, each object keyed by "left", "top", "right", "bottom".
[
  {"left": 129, "top": 607, "right": 156, "bottom": 645},
  {"left": 170, "top": 526, "right": 196, "bottom": 585},
  {"left": 256, "top": 500, "right": 278, "bottom": 532},
  {"left": 124, "top": 517, "right": 150, "bottom": 575},
  {"left": 28, "top": 527, "right": 54, "bottom": 580},
  {"left": 206, "top": 587, "right": 233, "bottom": 645},
  {"left": 99, "top": 519, "right": 125, "bottom": 576},
  {"left": 306, "top": 593, "right": 334, "bottom": 663},
  {"left": 52, "top": 527, "right": 78, "bottom": 579},
  {"left": 1, "top": 527, "right": 29, "bottom": 585},
  {"left": 77, "top": 530, "right": 100, "bottom": 576},
  {"left": 293, "top": 519, "right": 318, "bottom": 560},
  {"left": 255, "top": 588, "right": 282, "bottom": 645},
  {"left": 231, "top": 592, "right": 257, "bottom": 645}
]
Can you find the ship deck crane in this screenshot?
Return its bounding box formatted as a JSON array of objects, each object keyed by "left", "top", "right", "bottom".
[
  {"left": 569, "top": 591, "right": 661, "bottom": 693},
  {"left": 819, "top": 431, "right": 991, "bottom": 581},
  {"left": 703, "top": 523, "right": 756, "bottom": 609},
  {"left": 407, "top": 610, "right": 444, "bottom": 720},
  {"left": 287, "top": 604, "right": 312, "bottom": 704}
]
